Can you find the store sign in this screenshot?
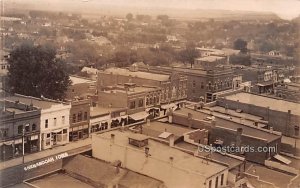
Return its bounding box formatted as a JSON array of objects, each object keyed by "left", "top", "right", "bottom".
[{"left": 24, "top": 152, "right": 69, "bottom": 171}]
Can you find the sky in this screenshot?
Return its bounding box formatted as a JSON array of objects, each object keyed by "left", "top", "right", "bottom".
[{"left": 5, "top": 0, "right": 300, "bottom": 20}]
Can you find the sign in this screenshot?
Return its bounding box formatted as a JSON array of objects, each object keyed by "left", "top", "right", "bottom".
[{"left": 24, "top": 152, "right": 69, "bottom": 171}]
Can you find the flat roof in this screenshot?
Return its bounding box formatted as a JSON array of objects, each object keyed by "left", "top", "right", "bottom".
[
  {"left": 70, "top": 76, "right": 94, "bottom": 85},
  {"left": 103, "top": 85, "right": 159, "bottom": 94},
  {"left": 96, "top": 130, "right": 228, "bottom": 178},
  {"left": 6, "top": 94, "right": 67, "bottom": 109},
  {"left": 224, "top": 92, "right": 300, "bottom": 116},
  {"left": 195, "top": 56, "right": 226, "bottom": 63},
  {"left": 103, "top": 68, "right": 170, "bottom": 81},
  {"left": 90, "top": 106, "right": 126, "bottom": 117},
  {"left": 142, "top": 121, "right": 191, "bottom": 140},
  {"left": 174, "top": 108, "right": 280, "bottom": 142}
]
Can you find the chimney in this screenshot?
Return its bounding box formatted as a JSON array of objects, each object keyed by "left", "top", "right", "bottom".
[
  {"left": 110, "top": 134, "right": 115, "bottom": 144},
  {"left": 169, "top": 134, "right": 175, "bottom": 147},
  {"left": 169, "top": 156, "right": 174, "bottom": 166},
  {"left": 146, "top": 119, "right": 150, "bottom": 126},
  {"left": 236, "top": 128, "right": 243, "bottom": 148}
]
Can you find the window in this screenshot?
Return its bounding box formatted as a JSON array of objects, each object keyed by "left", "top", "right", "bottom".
[
  {"left": 0, "top": 128, "right": 8, "bottom": 138},
  {"left": 54, "top": 118, "right": 57, "bottom": 126},
  {"left": 62, "top": 116, "right": 65, "bottom": 124},
  {"left": 192, "top": 80, "right": 196, "bottom": 88},
  {"left": 32, "top": 124, "right": 37, "bottom": 131},
  {"left": 46, "top": 133, "right": 51, "bottom": 138},
  {"left": 45, "top": 119, "right": 48, "bottom": 128},
  {"left": 18, "top": 125, "right": 23, "bottom": 134},
  {"left": 201, "top": 82, "right": 204, "bottom": 89},
  {"left": 73, "top": 114, "right": 76, "bottom": 123},
  {"left": 63, "top": 129, "right": 67, "bottom": 134},
  {"left": 25, "top": 124, "right": 30, "bottom": 132},
  {"left": 78, "top": 112, "right": 82, "bottom": 121},
  {"left": 130, "top": 101, "right": 135, "bottom": 109},
  {"left": 138, "top": 99, "right": 143, "bottom": 107},
  {"left": 84, "top": 112, "right": 88, "bottom": 120},
  {"left": 221, "top": 174, "right": 224, "bottom": 186},
  {"left": 215, "top": 176, "right": 219, "bottom": 188},
  {"left": 209, "top": 180, "right": 212, "bottom": 188}
]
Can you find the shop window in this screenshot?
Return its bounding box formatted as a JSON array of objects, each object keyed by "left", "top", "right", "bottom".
[
  {"left": 84, "top": 112, "right": 88, "bottom": 120},
  {"left": 63, "top": 129, "right": 67, "bottom": 134},
  {"left": 45, "top": 119, "right": 48, "bottom": 128},
  {"left": 18, "top": 125, "right": 23, "bottom": 134},
  {"left": 25, "top": 124, "right": 30, "bottom": 132},
  {"left": 78, "top": 112, "right": 83, "bottom": 121},
  {"left": 32, "top": 124, "right": 36, "bottom": 131}
]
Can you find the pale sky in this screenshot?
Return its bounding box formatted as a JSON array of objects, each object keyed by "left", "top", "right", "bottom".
[{"left": 5, "top": 0, "right": 300, "bottom": 20}]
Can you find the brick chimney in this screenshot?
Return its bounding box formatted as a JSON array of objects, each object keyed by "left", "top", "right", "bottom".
[{"left": 169, "top": 134, "right": 175, "bottom": 147}]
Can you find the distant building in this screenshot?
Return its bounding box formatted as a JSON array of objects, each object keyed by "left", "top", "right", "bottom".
[
  {"left": 66, "top": 76, "right": 97, "bottom": 100},
  {"left": 92, "top": 130, "right": 229, "bottom": 188},
  {"left": 137, "top": 65, "right": 240, "bottom": 102},
  {"left": 268, "top": 50, "right": 281, "bottom": 57},
  {"left": 194, "top": 56, "right": 227, "bottom": 70},
  {"left": 98, "top": 67, "right": 188, "bottom": 105},
  {"left": 274, "top": 82, "right": 300, "bottom": 102},
  {"left": 6, "top": 94, "right": 71, "bottom": 150},
  {"left": 0, "top": 100, "right": 41, "bottom": 161}
]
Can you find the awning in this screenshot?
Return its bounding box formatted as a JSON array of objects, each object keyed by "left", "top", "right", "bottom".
[
  {"left": 256, "top": 81, "right": 274, "bottom": 87},
  {"left": 52, "top": 129, "right": 63, "bottom": 133},
  {"left": 161, "top": 103, "right": 177, "bottom": 110},
  {"left": 14, "top": 139, "right": 22, "bottom": 144},
  {"left": 273, "top": 154, "right": 291, "bottom": 165},
  {"left": 30, "top": 135, "right": 39, "bottom": 140},
  {"left": 158, "top": 132, "right": 172, "bottom": 139},
  {"left": 129, "top": 111, "right": 149, "bottom": 121},
  {"left": 146, "top": 107, "right": 160, "bottom": 112}
]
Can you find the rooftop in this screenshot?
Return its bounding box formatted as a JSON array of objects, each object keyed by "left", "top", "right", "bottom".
[
  {"left": 174, "top": 108, "right": 280, "bottom": 142},
  {"left": 90, "top": 106, "right": 126, "bottom": 117},
  {"left": 195, "top": 56, "right": 226, "bottom": 63},
  {"left": 95, "top": 130, "right": 228, "bottom": 178},
  {"left": 142, "top": 121, "right": 191, "bottom": 141},
  {"left": 223, "top": 92, "right": 300, "bottom": 116},
  {"left": 5, "top": 94, "right": 68, "bottom": 110},
  {"left": 103, "top": 84, "right": 159, "bottom": 94},
  {"left": 103, "top": 67, "right": 170, "bottom": 81},
  {"left": 70, "top": 76, "right": 95, "bottom": 85}
]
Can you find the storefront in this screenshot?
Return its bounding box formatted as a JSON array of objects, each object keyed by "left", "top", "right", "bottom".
[
  {"left": 69, "top": 125, "right": 89, "bottom": 141},
  {"left": 0, "top": 141, "right": 14, "bottom": 161},
  {"left": 42, "top": 128, "right": 69, "bottom": 150},
  {"left": 128, "top": 111, "right": 149, "bottom": 124},
  {"left": 146, "top": 107, "right": 160, "bottom": 119}
]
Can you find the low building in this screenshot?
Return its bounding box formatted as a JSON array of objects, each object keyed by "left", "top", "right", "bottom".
[
  {"left": 170, "top": 107, "right": 282, "bottom": 164},
  {"left": 98, "top": 82, "right": 162, "bottom": 119},
  {"left": 89, "top": 105, "right": 128, "bottom": 133},
  {"left": 6, "top": 94, "right": 71, "bottom": 150},
  {"left": 69, "top": 99, "right": 90, "bottom": 142},
  {"left": 194, "top": 56, "right": 227, "bottom": 70},
  {"left": 92, "top": 130, "right": 229, "bottom": 188},
  {"left": 275, "top": 82, "right": 300, "bottom": 102},
  {"left": 66, "top": 76, "right": 97, "bottom": 100},
  {"left": 218, "top": 92, "right": 300, "bottom": 137},
  {"left": 0, "top": 100, "right": 41, "bottom": 161}
]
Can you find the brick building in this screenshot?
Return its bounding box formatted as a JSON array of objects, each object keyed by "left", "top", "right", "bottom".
[
  {"left": 0, "top": 100, "right": 41, "bottom": 161},
  {"left": 69, "top": 99, "right": 90, "bottom": 141},
  {"left": 137, "top": 65, "right": 238, "bottom": 102},
  {"left": 97, "top": 67, "right": 187, "bottom": 104}
]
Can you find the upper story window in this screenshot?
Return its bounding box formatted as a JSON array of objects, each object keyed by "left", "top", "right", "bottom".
[
  {"left": 62, "top": 116, "right": 65, "bottom": 124},
  {"left": 138, "top": 99, "right": 143, "bottom": 107},
  {"left": 84, "top": 112, "right": 88, "bottom": 120},
  {"left": 72, "top": 114, "right": 76, "bottom": 123},
  {"left": 129, "top": 101, "right": 135, "bottom": 109},
  {"left": 18, "top": 125, "right": 23, "bottom": 134},
  {"left": 45, "top": 119, "right": 48, "bottom": 128},
  {"left": 78, "top": 112, "right": 83, "bottom": 122},
  {"left": 25, "top": 124, "right": 30, "bottom": 132},
  {"left": 32, "top": 124, "right": 37, "bottom": 131},
  {"left": 0, "top": 128, "right": 8, "bottom": 138}
]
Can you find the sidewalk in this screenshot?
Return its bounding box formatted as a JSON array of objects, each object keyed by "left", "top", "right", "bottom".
[{"left": 0, "top": 138, "right": 91, "bottom": 170}]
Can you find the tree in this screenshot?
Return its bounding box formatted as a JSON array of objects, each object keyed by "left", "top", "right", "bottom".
[
  {"left": 177, "top": 43, "right": 199, "bottom": 68},
  {"left": 126, "top": 13, "right": 133, "bottom": 21},
  {"left": 234, "top": 38, "right": 248, "bottom": 53},
  {"left": 7, "top": 44, "right": 71, "bottom": 100}
]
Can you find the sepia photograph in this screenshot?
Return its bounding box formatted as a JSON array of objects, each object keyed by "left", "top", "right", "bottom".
[{"left": 0, "top": 0, "right": 299, "bottom": 187}]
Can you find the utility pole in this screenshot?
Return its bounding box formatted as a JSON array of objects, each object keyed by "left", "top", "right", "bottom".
[{"left": 22, "top": 127, "right": 25, "bottom": 164}]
